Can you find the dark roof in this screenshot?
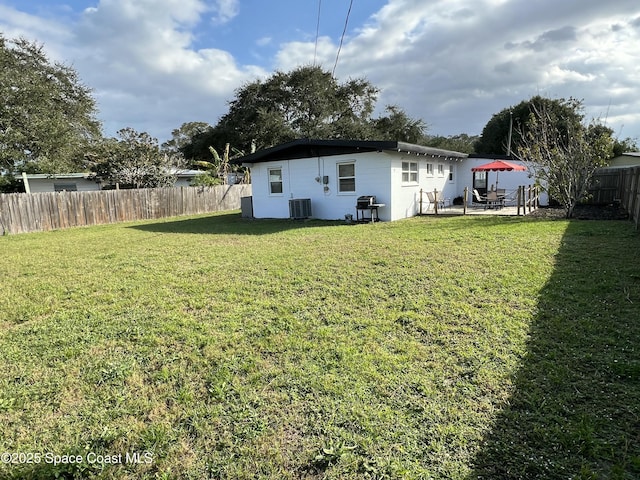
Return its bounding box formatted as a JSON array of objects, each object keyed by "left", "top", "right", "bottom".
[
  {"left": 468, "top": 153, "right": 517, "bottom": 160},
  {"left": 233, "top": 139, "right": 468, "bottom": 165}
]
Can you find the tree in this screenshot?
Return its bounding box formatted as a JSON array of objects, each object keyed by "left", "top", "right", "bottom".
[
  {"left": 212, "top": 65, "right": 385, "bottom": 152},
  {"left": 372, "top": 106, "right": 427, "bottom": 144},
  {"left": 161, "top": 121, "right": 213, "bottom": 161},
  {"left": 474, "top": 96, "right": 583, "bottom": 155},
  {"left": 612, "top": 136, "right": 638, "bottom": 157},
  {"left": 425, "top": 133, "right": 479, "bottom": 154},
  {"left": 0, "top": 174, "right": 23, "bottom": 193},
  {"left": 184, "top": 65, "right": 429, "bottom": 157},
  {"left": 0, "top": 35, "right": 101, "bottom": 174},
  {"left": 191, "top": 144, "right": 246, "bottom": 185},
  {"left": 90, "top": 128, "right": 182, "bottom": 188},
  {"left": 515, "top": 99, "right": 614, "bottom": 218}
]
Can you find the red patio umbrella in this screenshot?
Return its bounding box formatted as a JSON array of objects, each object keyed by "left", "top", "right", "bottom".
[{"left": 471, "top": 160, "right": 526, "bottom": 190}]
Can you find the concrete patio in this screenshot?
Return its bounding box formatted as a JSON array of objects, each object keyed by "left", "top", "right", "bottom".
[{"left": 421, "top": 204, "right": 538, "bottom": 216}]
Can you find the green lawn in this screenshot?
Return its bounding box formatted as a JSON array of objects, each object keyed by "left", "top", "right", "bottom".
[{"left": 1, "top": 212, "right": 639, "bottom": 479}]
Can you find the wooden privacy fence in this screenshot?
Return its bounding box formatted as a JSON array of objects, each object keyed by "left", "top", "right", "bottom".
[
  {"left": 586, "top": 169, "right": 622, "bottom": 205},
  {"left": 0, "top": 184, "right": 251, "bottom": 235},
  {"left": 619, "top": 167, "right": 640, "bottom": 229},
  {"left": 588, "top": 167, "right": 640, "bottom": 228}
]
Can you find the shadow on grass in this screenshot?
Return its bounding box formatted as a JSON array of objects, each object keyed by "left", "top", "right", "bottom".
[
  {"left": 133, "top": 210, "right": 551, "bottom": 236},
  {"left": 470, "top": 220, "right": 640, "bottom": 479},
  {"left": 415, "top": 213, "right": 553, "bottom": 234},
  {"left": 127, "top": 211, "right": 345, "bottom": 235}
]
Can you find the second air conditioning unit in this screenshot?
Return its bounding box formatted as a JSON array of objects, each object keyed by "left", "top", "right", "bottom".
[{"left": 289, "top": 198, "right": 312, "bottom": 219}]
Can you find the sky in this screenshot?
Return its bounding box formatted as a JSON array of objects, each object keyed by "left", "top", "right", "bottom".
[{"left": 2, "top": 0, "right": 640, "bottom": 146}]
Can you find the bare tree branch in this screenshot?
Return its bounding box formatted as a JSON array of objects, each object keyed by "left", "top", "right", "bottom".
[{"left": 515, "top": 100, "right": 614, "bottom": 218}]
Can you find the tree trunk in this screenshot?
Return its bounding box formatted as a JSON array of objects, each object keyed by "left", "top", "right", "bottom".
[{"left": 565, "top": 202, "right": 575, "bottom": 218}]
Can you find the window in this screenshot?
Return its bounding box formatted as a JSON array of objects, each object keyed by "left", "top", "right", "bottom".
[
  {"left": 473, "top": 171, "right": 487, "bottom": 190},
  {"left": 426, "top": 163, "right": 434, "bottom": 176},
  {"left": 54, "top": 183, "right": 77, "bottom": 192},
  {"left": 337, "top": 162, "right": 356, "bottom": 193},
  {"left": 268, "top": 168, "right": 283, "bottom": 194},
  {"left": 437, "top": 164, "right": 445, "bottom": 176},
  {"left": 448, "top": 164, "right": 454, "bottom": 182},
  {"left": 402, "top": 161, "right": 418, "bottom": 183}
]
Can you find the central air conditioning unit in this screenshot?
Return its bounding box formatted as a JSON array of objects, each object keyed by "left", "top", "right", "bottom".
[{"left": 289, "top": 198, "right": 312, "bottom": 219}]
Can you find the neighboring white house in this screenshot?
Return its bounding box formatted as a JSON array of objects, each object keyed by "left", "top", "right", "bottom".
[
  {"left": 21, "top": 173, "right": 101, "bottom": 193},
  {"left": 606, "top": 152, "right": 640, "bottom": 168},
  {"left": 20, "top": 169, "right": 205, "bottom": 193},
  {"left": 235, "top": 139, "right": 551, "bottom": 221}
]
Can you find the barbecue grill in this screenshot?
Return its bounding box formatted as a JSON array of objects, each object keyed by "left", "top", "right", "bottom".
[
  {"left": 357, "top": 195, "right": 376, "bottom": 209},
  {"left": 355, "top": 195, "right": 384, "bottom": 222}
]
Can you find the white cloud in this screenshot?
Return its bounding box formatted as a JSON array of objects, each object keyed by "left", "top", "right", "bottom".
[
  {"left": 256, "top": 36, "right": 272, "bottom": 47},
  {"left": 542, "top": 65, "right": 596, "bottom": 85},
  {"left": 210, "top": 0, "right": 240, "bottom": 25},
  {"left": 2, "top": 0, "right": 639, "bottom": 144},
  {"left": 0, "top": 0, "right": 266, "bottom": 140},
  {"left": 275, "top": 37, "right": 333, "bottom": 71},
  {"left": 0, "top": 5, "right": 74, "bottom": 60},
  {"left": 80, "top": 1, "right": 269, "bottom": 136},
  {"left": 280, "top": 0, "right": 640, "bottom": 139}
]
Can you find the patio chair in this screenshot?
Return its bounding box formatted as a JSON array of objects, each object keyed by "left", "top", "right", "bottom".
[
  {"left": 473, "top": 189, "right": 487, "bottom": 208},
  {"left": 435, "top": 191, "right": 449, "bottom": 209},
  {"left": 426, "top": 191, "right": 446, "bottom": 210}
]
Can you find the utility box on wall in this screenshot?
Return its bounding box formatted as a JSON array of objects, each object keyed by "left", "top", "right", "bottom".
[
  {"left": 241, "top": 196, "right": 254, "bottom": 218},
  {"left": 289, "top": 198, "right": 312, "bottom": 219}
]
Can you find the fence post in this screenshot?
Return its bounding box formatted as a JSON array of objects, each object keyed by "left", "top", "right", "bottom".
[
  {"left": 434, "top": 188, "right": 438, "bottom": 215},
  {"left": 634, "top": 168, "right": 640, "bottom": 229},
  {"left": 517, "top": 186, "right": 522, "bottom": 216},
  {"left": 463, "top": 186, "right": 468, "bottom": 215},
  {"left": 419, "top": 188, "right": 423, "bottom": 215}
]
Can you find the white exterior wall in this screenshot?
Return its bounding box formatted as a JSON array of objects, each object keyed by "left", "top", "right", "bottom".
[
  {"left": 249, "top": 154, "right": 553, "bottom": 220},
  {"left": 249, "top": 152, "right": 481, "bottom": 221},
  {"left": 458, "top": 158, "right": 548, "bottom": 205},
  {"left": 175, "top": 177, "right": 194, "bottom": 188},
  {"left": 27, "top": 177, "right": 101, "bottom": 193},
  {"left": 388, "top": 156, "right": 459, "bottom": 218},
  {"left": 27, "top": 176, "right": 197, "bottom": 192},
  {"left": 249, "top": 152, "right": 393, "bottom": 221}
]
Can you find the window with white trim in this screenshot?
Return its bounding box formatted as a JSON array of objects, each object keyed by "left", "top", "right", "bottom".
[
  {"left": 426, "top": 163, "right": 434, "bottom": 176},
  {"left": 437, "top": 164, "right": 445, "bottom": 176},
  {"left": 337, "top": 162, "right": 356, "bottom": 193},
  {"left": 268, "top": 168, "right": 283, "bottom": 194},
  {"left": 54, "top": 183, "right": 77, "bottom": 192},
  {"left": 402, "top": 161, "right": 418, "bottom": 183}
]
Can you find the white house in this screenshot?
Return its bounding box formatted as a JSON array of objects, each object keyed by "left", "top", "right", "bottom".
[
  {"left": 235, "top": 139, "right": 553, "bottom": 221},
  {"left": 607, "top": 152, "right": 640, "bottom": 168},
  {"left": 236, "top": 139, "right": 470, "bottom": 221},
  {"left": 21, "top": 173, "right": 101, "bottom": 193},
  {"left": 20, "top": 169, "right": 205, "bottom": 193}
]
